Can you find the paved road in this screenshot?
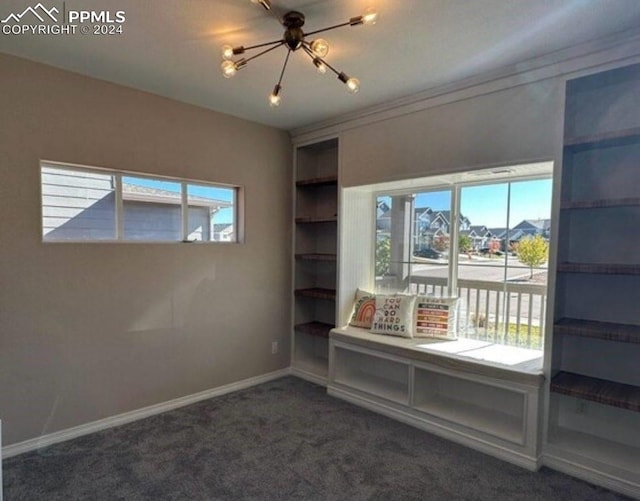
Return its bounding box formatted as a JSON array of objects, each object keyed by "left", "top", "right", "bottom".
[{"left": 409, "top": 256, "right": 547, "bottom": 283}]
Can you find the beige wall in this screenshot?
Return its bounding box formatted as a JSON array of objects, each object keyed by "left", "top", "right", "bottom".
[
  {"left": 340, "top": 79, "right": 563, "bottom": 187},
  {"left": 0, "top": 54, "right": 292, "bottom": 446}
]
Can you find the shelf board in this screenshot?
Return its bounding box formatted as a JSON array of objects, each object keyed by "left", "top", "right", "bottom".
[
  {"left": 294, "top": 287, "right": 336, "bottom": 300},
  {"left": 550, "top": 371, "right": 640, "bottom": 412},
  {"left": 295, "top": 253, "right": 337, "bottom": 262},
  {"left": 560, "top": 197, "right": 640, "bottom": 210},
  {"left": 557, "top": 262, "right": 640, "bottom": 275},
  {"left": 555, "top": 318, "right": 640, "bottom": 344},
  {"left": 564, "top": 126, "right": 640, "bottom": 150},
  {"left": 294, "top": 321, "right": 334, "bottom": 338},
  {"left": 296, "top": 175, "right": 338, "bottom": 187},
  {"left": 546, "top": 426, "right": 640, "bottom": 479},
  {"left": 295, "top": 216, "right": 338, "bottom": 224}
]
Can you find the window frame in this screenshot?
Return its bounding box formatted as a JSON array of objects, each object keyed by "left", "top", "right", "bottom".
[
  {"left": 373, "top": 172, "right": 551, "bottom": 286},
  {"left": 40, "top": 160, "right": 243, "bottom": 244}
]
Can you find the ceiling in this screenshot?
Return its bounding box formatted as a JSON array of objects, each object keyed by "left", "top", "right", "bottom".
[{"left": 1, "top": 0, "right": 639, "bottom": 130}]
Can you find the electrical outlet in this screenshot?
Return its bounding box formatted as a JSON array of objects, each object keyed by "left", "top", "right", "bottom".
[{"left": 271, "top": 341, "right": 278, "bottom": 354}]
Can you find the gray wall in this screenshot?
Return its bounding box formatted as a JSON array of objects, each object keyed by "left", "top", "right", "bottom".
[
  {"left": 0, "top": 54, "right": 292, "bottom": 446},
  {"left": 341, "top": 79, "right": 563, "bottom": 187}
]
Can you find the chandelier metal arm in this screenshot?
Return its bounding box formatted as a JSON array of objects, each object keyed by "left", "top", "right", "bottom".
[
  {"left": 243, "top": 41, "right": 286, "bottom": 64},
  {"left": 242, "top": 38, "right": 284, "bottom": 52},
  {"left": 276, "top": 48, "right": 292, "bottom": 87},
  {"left": 304, "top": 21, "right": 351, "bottom": 38},
  {"left": 304, "top": 14, "right": 366, "bottom": 37}
]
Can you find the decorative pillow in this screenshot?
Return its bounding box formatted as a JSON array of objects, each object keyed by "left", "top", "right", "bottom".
[
  {"left": 349, "top": 289, "right": 376, "bottom": 328},
  {"left": 413, "top": 296, "right": 460, "bottom": 339},
  {"left": 370, "top": 294, "right": 416, "bottom": 338}
]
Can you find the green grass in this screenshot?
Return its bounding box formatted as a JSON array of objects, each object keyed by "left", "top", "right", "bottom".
[{"left": 466, "top": 323, "right": 543, "bottom": 349}]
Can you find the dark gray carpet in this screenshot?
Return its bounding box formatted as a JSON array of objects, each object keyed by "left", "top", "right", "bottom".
[{"left": 2, "top": 377, "right": 629, "bottom": 500}]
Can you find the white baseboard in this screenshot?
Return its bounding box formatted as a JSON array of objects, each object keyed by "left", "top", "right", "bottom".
[
  {"left": 543, "top": 453, "right": 640, "bottom": 500},
  {"left": 328, "top": 385, "right": 542, "bottom": 472},
  {"left": 2, "top": 368, "right": 291, "bottom": 459},
  {"left": 290, "top": 367, "right": 328, "bottom": 387}
]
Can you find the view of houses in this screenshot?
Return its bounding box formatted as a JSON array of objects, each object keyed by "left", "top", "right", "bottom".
[{"left": 377, "top": 201, "right": 550, "bottom": 256}]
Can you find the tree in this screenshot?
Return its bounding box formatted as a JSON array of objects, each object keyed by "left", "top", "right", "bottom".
[
  {"left": 516, "top": 235, "right": 549, "bottom": 279},
  {"left": 458, "top": 234, "right": 472, "bottom": 253},
  {"left": 376, "top": 236, "right": 391, "bottom": 276}
]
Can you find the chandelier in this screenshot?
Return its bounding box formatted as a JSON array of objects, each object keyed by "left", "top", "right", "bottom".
[{"left": 220, "top": 0, "right": 378, "bottom": 107}]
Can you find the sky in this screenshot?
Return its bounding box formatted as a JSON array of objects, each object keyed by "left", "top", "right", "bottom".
[
  {"left": 413, "top": 179, "right": 552, "bottom": 228},
  {"left": 123, "top": 176, "right": 235, "bottom": 224}
]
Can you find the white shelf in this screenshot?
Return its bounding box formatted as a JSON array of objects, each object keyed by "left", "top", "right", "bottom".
[
  {"left": 547, "top": 426, "right": 639, "bottom": 481},
  {"left": 414, "top": 394, "right": 523, "bottom": 444}
]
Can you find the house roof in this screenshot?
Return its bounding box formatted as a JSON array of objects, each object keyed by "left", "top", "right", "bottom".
[
  {"left": 514, "top": 219, "right": 551, "bottom": 231},
  {"left": 122, "top": 183, "right": 232, "bottom": 209}
]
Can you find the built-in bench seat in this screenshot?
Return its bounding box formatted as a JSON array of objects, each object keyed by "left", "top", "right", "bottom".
[
  {"left": 328, "top": 326, "right": 546, "bottom": 470},
  {"left": 330, "top": 326, "right": 544, "bottom": 386}
]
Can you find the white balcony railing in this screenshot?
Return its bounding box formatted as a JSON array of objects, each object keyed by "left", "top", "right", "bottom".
[{"left": 377, "top": 275, "right": 547, "bottom": 350}]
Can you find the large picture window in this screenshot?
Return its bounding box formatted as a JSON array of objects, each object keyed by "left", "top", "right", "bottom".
[
  {"left": 41, "top": 162, "right": 239, "bottom": 243},
  {"left": 375, "top": 175, "right": 552, "bottom": 350}
]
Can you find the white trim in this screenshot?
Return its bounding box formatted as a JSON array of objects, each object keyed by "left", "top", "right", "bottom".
[
  {"left": 1, "top": 368, "right": 291, "bottom": 459},
  {"left": 327, "top": 386, "right": 542, "bottom": 472},
  {"left": 290, "top": 367, "right": 328, "bottom": 387},
  {"left": 543, "top": 453, "right": 640, "bottom": 499}
]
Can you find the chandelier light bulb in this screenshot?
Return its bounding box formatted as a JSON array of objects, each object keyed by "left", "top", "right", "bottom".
[
  {"left": 269, "top": 84, "right": 282, "bottom": 107},
  {"left": 313, "top": 58, "right": 327, "bottom": 74},
  {"left": 310, "top": 39, "right": 330, "bottom": 58},
  {"left": 346, "top": 77, "right": 360, "bottom": 93},
  {"left": 362, "top": 8, "right": 378, "bottom": 25},
  {"left": 221, "top": 60, "right": 238, "bottom": 78},
  {"left": 221, "top": 45, "right": 234, "bottom": 60}
]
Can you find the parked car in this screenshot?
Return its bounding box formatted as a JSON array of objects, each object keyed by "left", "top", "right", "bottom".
[
  {"left": 414, "top": 248, "right": 443, "bottom": 259},
  {"left": 479, "top": 247, "right": 504, "bottom": 256}
]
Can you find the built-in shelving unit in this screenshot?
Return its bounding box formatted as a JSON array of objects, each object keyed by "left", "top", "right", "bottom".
[
  {"left": 546, "top": 63, "right": 640, "bottom": 498},
  {"left": 291, "top": 138, "right": 339, "bottom": 384}
]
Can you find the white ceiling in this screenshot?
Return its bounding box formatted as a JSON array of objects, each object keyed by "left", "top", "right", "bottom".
[{"left": 1, "top": 0, "right": 639, "bottom": 130}]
